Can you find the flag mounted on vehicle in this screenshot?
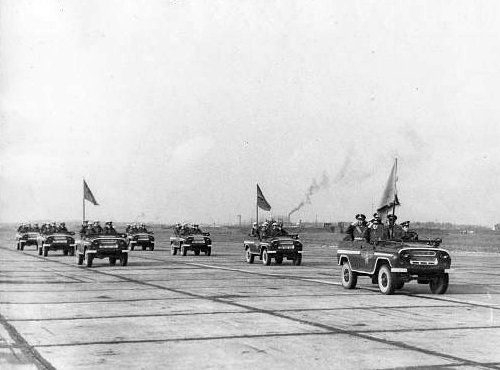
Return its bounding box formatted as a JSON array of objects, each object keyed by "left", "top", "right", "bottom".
[
  {"left": 377, "top": 158, "right": 400, "bottom": 215},
  {"left": 83, "top": 179, "right": 99, "bottom": 206},
  {"left": 257, "top": 184, "right": 271, "bottom": 211}
]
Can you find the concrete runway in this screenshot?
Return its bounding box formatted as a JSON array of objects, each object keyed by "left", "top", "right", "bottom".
[{"left": 1, "top": 240, "right": 500, "bottom": 370}]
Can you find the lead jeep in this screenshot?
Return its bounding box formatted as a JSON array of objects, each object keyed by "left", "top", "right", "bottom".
[
  {"left": 127, "top": 231, "right": 155, "bottom": 251},
  {"left": 244, "top": 233, "right": 303, "bottom": 266},
  {"left": 38, "top": 232, "right": 76, "bottom": 257},
  {"left": 170, "top": 226, "right": 212, "bottom": 256},
  {"left": 337, "top": 235, "right": 451, "bottom": 295},
  {"left": 16, "top": 232, "right": 40, "bottom": 251},
  {"left": 75, "top": 233, "right": 129, "bottom": 267}
]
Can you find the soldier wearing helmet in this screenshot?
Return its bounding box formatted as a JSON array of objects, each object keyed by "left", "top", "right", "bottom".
[
  {"left": 80, "top": 221, "right": 89, "bottom": 235},
  {"left": 250, "top": 222, "right": 259, "bottom": 237},
  {"left": 57, "top": 222, "right": 68, "bottom": 233},
  {"left": 93, "top": 221, "right": 103, "bottom": 234},
  {"left": 32, "top": 223, "right": 40, "bottom": 232},
  {"left": 125, "top": 224, "right": 132, "bottom": 233}
]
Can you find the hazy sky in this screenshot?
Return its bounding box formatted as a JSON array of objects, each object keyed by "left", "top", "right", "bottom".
[{"left": 1, "top": 1, "right": 500, "bottom": 225}]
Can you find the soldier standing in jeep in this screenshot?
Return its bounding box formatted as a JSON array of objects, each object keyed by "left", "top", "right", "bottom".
[
  {"left": 344, "top": 214, "right": 368, "bottom": 241},
  {"left": 384, "top": 214, "right": 404, "bottom": 240}
]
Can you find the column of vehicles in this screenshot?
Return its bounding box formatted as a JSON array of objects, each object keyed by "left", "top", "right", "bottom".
[{"left": 14, "top": 216, "right": 452, "bottom": 295}]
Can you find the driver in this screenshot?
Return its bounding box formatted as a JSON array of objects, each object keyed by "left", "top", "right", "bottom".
[{"left": 57, "top": 222, "right": 68, "bottom": 233}]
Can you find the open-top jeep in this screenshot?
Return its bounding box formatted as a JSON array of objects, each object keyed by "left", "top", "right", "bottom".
[
  {"left": 244, "top": 233, "right": 303, "bottom": 266},
  {"left": 127, "top": 232, "right": 155, "bottom": 251},
  {"left": 337, "top": 236, "right": 451, "bottom": 295},
  {"left": 16, "top": 232, "right": 40, "bottom": 251},
  {"left": 38, "top": 232, "right": 76, "bottom": 257},
  {"left": 76, "top": 233, "right": 129, "bottom": 267},
  {"left": 170, "top": 225, "right": 212, "bottom": 256}
]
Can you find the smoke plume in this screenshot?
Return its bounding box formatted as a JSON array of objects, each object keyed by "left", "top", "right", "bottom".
[{"left": 288, "top": 173, "right": 330, "bottom": 217}]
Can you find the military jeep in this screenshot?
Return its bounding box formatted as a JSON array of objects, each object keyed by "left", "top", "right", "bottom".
[
  {"left": 170, "top": 226, "right": 212, "bottom": 256},
  {"left": 127, "top": 232, "right": 155, "bottom": 251},
  {"left": 16, "top": 232, "right": 40, "bottom": 251},
  {"left": 244, "top": 234, "right": 303, "bottom": 266},
  {"left": 337, "top": 236, "right": 451, "bottom": 295},
  {"left": 75, "top": 233, "right": 129, "bottom": 267},
  {"left": 38, "top": 232, "right": 76, "bottom": 257}
]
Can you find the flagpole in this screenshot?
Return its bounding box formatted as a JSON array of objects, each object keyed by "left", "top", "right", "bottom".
[
  {"left": 256, "top": 184, "right": 259, "bottom": 227},
  {"left": 83, "top": 178, "right": 85, "bottom": 223},
  {"left": 392, "top": 158, "right": 397, "bottom": 217}
]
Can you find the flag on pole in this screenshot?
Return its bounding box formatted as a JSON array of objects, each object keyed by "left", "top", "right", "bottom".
[
  {"left": 83, "top": 180, "right": 99, "bottom": 205},
  {"left": 257, "top": 184, "right": 271, "bottom": 211},
  {"left": 377, "top": 159, "right": 399, "bottom": 215}
]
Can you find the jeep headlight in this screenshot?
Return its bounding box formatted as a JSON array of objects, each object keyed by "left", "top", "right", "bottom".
[{"left": 400, "top": 252, "right": 410, "bottom": 259}]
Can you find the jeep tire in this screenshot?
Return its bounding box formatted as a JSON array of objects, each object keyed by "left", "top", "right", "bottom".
[
  {"left": 38, "top": 246, "right": 43, "bottom": 255},
  {"left": 430, "top": 273, "right": 449, "bottom": 294},
  {"left": 171, "top": 246, "right": 177, "bottom": 255},
  {"left": 262, "top": 249, "right": 271, "bottom": 266},
  {"left": 292, "top": 255, "right": 302, "bottom": 266},
  {"left": 378, "top": 265, "right": 395, "bottom": 295},
  {"left": 275, "top": 255, "right": 283, "bottom": 265},
  {"left": 245, "top": 248, "right": 254, "bottom": 264},
  {"left": 205, "top": 248, "right": 211, "bottom": 256},
  {"left": 43, "top": 246, "right": 48, "bottom": 257},
  {"left": 181, "top": 246, "right": 187, "bottom": 256},
  {"left": 194, "top": 250, "right": 200, "bottom": 256},
  {"left": 63, "top": 249, "right": 69, "bottom": 256},
  {"left": 120, "top": 254, "right": 128, "bottom": 266},
  {"left": 341, "top": 262, "right": 357, "bottom": 289},
  {"left": 77, "top": 253, "right": 84, "bottom": 265},
  {"left": 86, "top": 254, "right": 93, "bottom": 267},
  {"left": 109, "top": 257, "right": 116, "bottom": 266}
]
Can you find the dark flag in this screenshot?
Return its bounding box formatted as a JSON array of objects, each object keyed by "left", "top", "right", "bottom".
[
  {"left": 377, "top": 159, "right": 399, "bottom": 216},
  {"left": 257, "top": 184, "right": 271, "bottom": 211},
  {"left": 83, "top": 180, "right": 99, "bottom": 205}
]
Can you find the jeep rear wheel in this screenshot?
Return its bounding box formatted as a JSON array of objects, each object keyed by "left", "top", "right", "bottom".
[
  {"left": 378, "top": 265, "right": 395, "bottom": 295},
  {"left": 430, "top": 273, "right": 449, "bottom": 294},
  {"left": 181, "top": 246, "right": 187, "bottom": 256},
  {"left": 77, "top": 253, "right": 84, "bottom": 265},
  {"left": 205, "top": 248, "right": 211, "bottom": 256},
  {"left": 262, "top": 249, "right": 271, "bottom": 266},
  {"left": 20, "top": 243, "right": 24, "bottom": 251},
  {"left": 171, "top": 246, "right": 177, "bottom": 255},
  {"left": 245, "top": 248, "right": 254, "bottom": 264},
  {"left": 16, "top": 242, "right": 20, "bottom": 250},
  {"left": 43, "top": 247, "right": 48, "bottom": 257},
  {"left": 341, "top": 262, "right": 357, "bottom": 289},
  {"left": 149, "top": 246, "right": 154, "bottom": 251}
]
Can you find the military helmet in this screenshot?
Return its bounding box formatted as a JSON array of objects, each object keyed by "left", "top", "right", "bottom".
[
  {"left": 355, "top": 214, "right": 366, "bottom": 220},
  {"left": 387, "top": 214, "right": 398, "bottom": 221}
]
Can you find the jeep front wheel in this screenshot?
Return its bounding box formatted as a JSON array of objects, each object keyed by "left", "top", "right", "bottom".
[
  {"left": 378, "top": 265, "right": 395, "bottom": 295},
  {"left": 181, "top": 246, "right": 187, "bottom": 256},
  {"left": 86, "top": 254, "right": 93, "bottom": 267},
  {"left": 292, "top": 255, "right": 302, "bottom": 266},
  {"left": 430, "top": 273, "right": 449, "bottom": 294},
  {"left": 341, "top": 262, "right": 357, "bottom": 289},
  {"left": 43, "top": 246, "right": 48, "bottom": 257},
  {"left": 77, "top": 253, "right": 84, "bottom": 265},
  {"left": 245, "top": 248, "right": 254, "bottom": 264},
  {"left": 171, "top": 246, "right": 177, "bottom": 255},
  {"left": 38, "top": 246, "right": 42, "bottom": 255},
  {"left": 120, "top": 254, "right": 128, "bottom": 266},
  {"left": 262, "top": 249, "right": 271, "bottom": 266}
]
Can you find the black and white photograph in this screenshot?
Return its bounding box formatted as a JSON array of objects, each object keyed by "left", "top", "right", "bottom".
[{"left": 1, "top": 1, "right": 500, "bottom": 369}]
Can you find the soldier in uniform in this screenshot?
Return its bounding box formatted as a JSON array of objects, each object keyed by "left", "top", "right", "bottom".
[
  {"left": 139, "top": 223, "right": 148, "bottom": 232},
  {"left": 368, "top": 217, "right": 384, "bottom": 243},
  {"left": 344, "top": 214, "right": 368, "bottom": 241},
  {"left": 103, "top": 222, "right": 117, "bottom": 235},
  {"left": 93, "top": 221, "right": 103, "bottom": 234},
  {"left": 260, "top": 222, "right": 269, "bottom": 238},
  {"left": 57, "top": 222, "right": 68, "bottom": 233},
  {"left": 32, "top": 223, "right": 40, "bottom": 232},
  {"left": 125, "top": 224, "right": 131, "bottom": 233},
  {"left": 79, "top": 221, "right": 89, "bottom": 235},
  {"left": 250, "top": 222, "right": 259, "bottom": 237},
  {"left": 384, "top": 214, "right": 405, "bottom": 240}
]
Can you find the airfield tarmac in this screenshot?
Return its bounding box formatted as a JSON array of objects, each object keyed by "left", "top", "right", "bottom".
[{"left": 1, "top": 233, "right": 500, "bottom": 370}]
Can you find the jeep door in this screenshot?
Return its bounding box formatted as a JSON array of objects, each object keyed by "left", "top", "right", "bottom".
[{"left": 349, "top": 240, "right": 369, "bottom": 271}]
